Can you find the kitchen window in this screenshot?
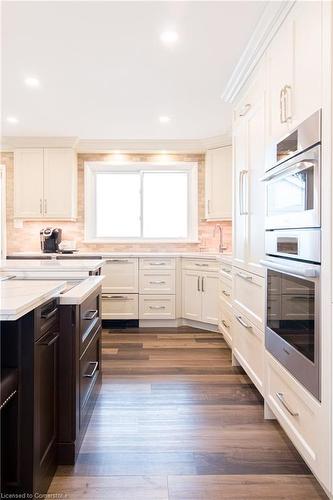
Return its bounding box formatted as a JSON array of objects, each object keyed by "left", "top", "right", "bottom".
[{"left": 84, "top": 161, "right": 198, "bottom": 242}]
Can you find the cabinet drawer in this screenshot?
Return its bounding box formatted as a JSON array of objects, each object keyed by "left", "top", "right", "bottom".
[
  {"left": 102, "top": 293, "right": 138, "bottom": 319},
  {"left": 139, "top": 295, "right": 175, "bottom": 319},
  {"left": 80, "top": 289, "right": 101, "bottom": 353},
  {"left": 218, "top": 279, "right": 232, "bottom": 307},
  {"left": 233, "top": 268, "right": 265, "bottom": 331},
  {"left": 101, "top": 258, "right": 138, "bottom": 293},
  {"left": 218, "top": 262, "right": 232, "bottom": 281},
  {"left": 218, "top": 300, "right": 232, "bottom": 347},
  {"left": 38, "top": 299, "right": 58, "bottom": 339},
  {"left": 182, "top": 258, "right": 218, "bottom": 272},
  {"left": 80, "top": 328, "right": 101, "bottom": 426},
  {"left": 232, "top": 310, "right": 264, "bottom": 394},
  {"left": 139, "top": 270, "right": 175, "bottom": 294},
  {"left": 140, "top": 258, "right": 175, "bottom": 270},
  {"left": 265, "top": 352, "right": 323, "bottom": 476}
]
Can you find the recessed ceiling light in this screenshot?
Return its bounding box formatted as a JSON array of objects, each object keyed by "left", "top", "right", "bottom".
[
  {"left": 6, "top": 116, "right": 19, "bottom": 124},
  {"left": 25, "top": 76, "right": 40, "bottom": 88},
  {"left": 159, "top": 116, "right": 171, "bottom": 124},
  {"left": 160, "top": 30, "right": 179, "bottom": 45}
]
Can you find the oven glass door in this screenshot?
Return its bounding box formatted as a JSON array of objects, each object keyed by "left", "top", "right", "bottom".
[
  {"left": 267, "top": 269, "right": 315, "bottom": 362},
  {"left": 267, "top": 165, "right": 314, "bottom": 217},
  {"left": 264, "top": 144, "right": 320, "bottom": 229}
]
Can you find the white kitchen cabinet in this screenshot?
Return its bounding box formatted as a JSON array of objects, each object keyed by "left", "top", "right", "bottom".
[
  {"left": 14, "top": 148, "right": 77, "bottom": 219},
  {"left": 101, "top": 258, "right": 138, "bottom": 294},
  {"left": 233, "top": 310, "right": 264, "bottom": 395},
  {"left": 182, "top": 269, "right": 218, "bottom": 325},
  {"left": 182, "top": 270, "right": 202, "bottom": 322},
  {"left": 292, "top": 1, "right": 322, "bottom": 128},
  {"left": 267, "top": 1, "right": 322, "bottom": 144},
  {"left": 43, "top": 149, "right": 77, "bottom": 218},
  {"left": 233, "top": 267, "right": 265, "bottom": 331},
  {"left": 265, "top": 352, "right": 328, "bottom": 486},
  {"left": 233, "top": 65, "right": 266, "bottom": 276},
  {"left": 201, "top": 272, "right": 219, "bottom": 324},
  {"left": 205, "top": 146, "right": 232, "bottom": 220},
  {"left": 102, "top": 293, "right": 138, "bottom": 320},
  {"left": 266, "top": 18, "right": 293, "bottom": 141},
  {"left": 139, "top": 269, "right": 175, "bottom": 295},
  {"left": 14, "top": 149, "right": 44, "bottom": 218},
  {"left": 139, "top": 295, "right": 175, "bottom": 320}
]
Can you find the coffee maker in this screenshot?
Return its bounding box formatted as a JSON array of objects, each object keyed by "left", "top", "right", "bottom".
[{"left": 40, "top": 228, "right": 62, "bottom": 253}]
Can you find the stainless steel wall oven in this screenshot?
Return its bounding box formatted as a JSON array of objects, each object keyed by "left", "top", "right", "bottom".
[{"left": 261, "top": 110, "right": 321, "bottom": 400}]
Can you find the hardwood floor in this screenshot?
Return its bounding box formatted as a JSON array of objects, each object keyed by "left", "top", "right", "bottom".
[{"left": 49, "top": 327, "right": 327, "bottom": 499}]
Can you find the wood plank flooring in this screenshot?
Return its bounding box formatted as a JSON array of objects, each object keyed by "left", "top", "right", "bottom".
[{"left": 49, "top": 327, "right": 327, "bottom": 499}]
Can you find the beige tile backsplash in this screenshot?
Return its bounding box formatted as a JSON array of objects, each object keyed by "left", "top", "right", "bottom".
[{"left": 1, "top": 152, "right": 232, "bottom": 254}]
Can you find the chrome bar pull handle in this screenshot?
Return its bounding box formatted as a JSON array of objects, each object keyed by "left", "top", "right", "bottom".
[{"left": 276, "top": 392, "right": 299, "bottom": 417}]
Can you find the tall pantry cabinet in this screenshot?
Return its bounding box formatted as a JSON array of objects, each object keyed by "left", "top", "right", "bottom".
[{"left": 232, "top": 63, "right": 266, "bottom": 277}]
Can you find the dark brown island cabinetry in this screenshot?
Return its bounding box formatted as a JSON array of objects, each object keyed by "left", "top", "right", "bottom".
[
  {"left": 0, "top": 285, "right": 102, "bottom": 494},
  {"left": 58, "top": 286, "right": 102, "bottom": 464}
]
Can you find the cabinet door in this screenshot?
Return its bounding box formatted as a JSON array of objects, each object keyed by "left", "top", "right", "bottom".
[
  {"left": 205, "top": 146, "right": 232, "bottom": 220},
  {"left": 201, "top": 272, "right": 218, "bottom": 325},
  {"left": 34, "top": 328, "right": 58, "bottom": 493},
  {"left": 43, "top": 149, "right": 77, "bottom": 219},
  {"left": 14, "top": 149, "right": 44, "bottom": 218},
  {"left": 292, "top": 1, "right": 322, "bottom": 128},
  {"left": 101, "top": 258, "right": 139, "bottom": 293},
  {"left": 232, "top": 119, "right": 247, "bottom": 270},
  {"left": 182, "top": 270, "right": 202, "bottom": 321},
  {"left": 266, "top": 16, "right": 293, "bottom": 142},
  {"left": 246, "top": 95, "right": 266, "bottom": 276}
]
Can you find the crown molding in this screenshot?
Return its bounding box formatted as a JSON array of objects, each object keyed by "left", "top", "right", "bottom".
[
  {"left": 1, "top": 136, "right": 79, "bottom": 150},
  {"left": 222, "top": 0, "right": 295, "bottom": 104},
  {"left": 1, "top": 134, "right": 231, "bottom": 154}
]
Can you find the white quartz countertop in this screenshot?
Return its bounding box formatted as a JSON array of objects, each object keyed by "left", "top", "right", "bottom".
[
  {"left": 59, "top": 276, "right": 104, "bottom": 305},
  {"left": 9, "top": 251, "right": 231, "bottom": 260},
  {"left": 0, "top": 259, "right": 105, "bottom": 272},
  {"left": 0, "top": 280, "right": 66, "bottom": 321}
]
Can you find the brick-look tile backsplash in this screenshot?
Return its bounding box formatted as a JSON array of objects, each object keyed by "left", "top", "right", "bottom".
[{"left": 1, "top": 152, "right": 232, "bottom": 254}]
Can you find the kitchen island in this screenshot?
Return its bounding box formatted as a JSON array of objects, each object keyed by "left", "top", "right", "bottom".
[{"left": 0, "top": 264, "right": 104, "bottom": 495}]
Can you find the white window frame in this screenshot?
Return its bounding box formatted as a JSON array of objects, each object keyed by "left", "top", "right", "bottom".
[{"left": 84, "top": 161, "right": 198, "bottom": 243}]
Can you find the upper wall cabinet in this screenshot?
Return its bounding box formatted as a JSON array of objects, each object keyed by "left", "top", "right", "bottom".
[
  {"left": 267, "top": 1, "right": 322, "bottom": 144},
  {"left": 205, "top": 145, "right": 232, "bottom": 220},
  {"left": 14, "top": 148, "right": 77, "bottom": 220}
]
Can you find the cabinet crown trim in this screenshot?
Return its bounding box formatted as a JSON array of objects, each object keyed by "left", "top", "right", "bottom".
[{"left": 222, "top": 0, "right": 295, "bottom": 103}]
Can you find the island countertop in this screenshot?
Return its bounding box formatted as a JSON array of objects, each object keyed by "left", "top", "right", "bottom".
[
  {"left": 0, "top": 280, "right": 66, "bottom": 321},
  {"left": 0, "top": 259, "right": 105, "bottom": 274}
]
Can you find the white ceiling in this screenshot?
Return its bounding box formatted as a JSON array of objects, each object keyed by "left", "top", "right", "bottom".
[{"left": 2, "top": 1, "right": 266, "bottom": 141}]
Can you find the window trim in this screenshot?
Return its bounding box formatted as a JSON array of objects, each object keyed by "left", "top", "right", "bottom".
[{"left": 84, "top": 161, "right": 198, "bottom": 243}]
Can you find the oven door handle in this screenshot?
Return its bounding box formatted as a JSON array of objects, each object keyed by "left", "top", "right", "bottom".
[
  {"left": 260, "top": 160, "right": 316, "bottom": 183},
  {"left": 260, "top": 259, "right": 320, "bottom": 278}
]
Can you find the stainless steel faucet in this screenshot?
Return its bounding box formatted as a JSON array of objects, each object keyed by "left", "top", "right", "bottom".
[{"left": 213, "top": 224, "right": 228, "bottom": 253}]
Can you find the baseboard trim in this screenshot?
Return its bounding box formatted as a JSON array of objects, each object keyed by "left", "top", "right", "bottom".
[{"left": 139, "top": 318, "right": 218, "bottom": 332}]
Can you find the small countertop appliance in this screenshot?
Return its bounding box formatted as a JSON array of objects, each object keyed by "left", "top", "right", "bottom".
[{"left": 40, "top": 228, "right": 62, "bottom": 253}]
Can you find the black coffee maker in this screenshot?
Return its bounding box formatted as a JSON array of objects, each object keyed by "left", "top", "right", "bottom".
[{"left": 40, "top": 228, "right": 62, "bottom": 253}]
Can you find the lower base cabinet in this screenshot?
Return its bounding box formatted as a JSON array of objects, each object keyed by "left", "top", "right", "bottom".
[
  {"left": 139, "top": 295, "right": 175, "bottom": 319},
  {"left": 182, "top": 270, "right": 218, "bottom": 325},
  {"left": 58, "top": 287, "right": 102, "bottom": 465},
  {"left": 218, "top": 299, "right": 233, "bottom": 347},
  {"left": 232, "top": 309, "right": 264, "bottom": 395},
  {"left": 265, "top": 352, "right": 329, "bottom": 487},
  {"left": 102, "top": 293, "right": 138, "bottom": 320}
]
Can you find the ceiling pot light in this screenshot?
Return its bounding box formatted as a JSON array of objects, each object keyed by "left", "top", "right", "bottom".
[
  {"left": 6, "top": 116, "right": 19, "bottom": 124},
  {"left": 159, "top": 116, "right": 171, "bottom": 123},
  {"left": 160, "top": 30, "right": 179, "bottom": 45},
  {"left": 25, "top": 76, "right": 40, "bottom": 88}
]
